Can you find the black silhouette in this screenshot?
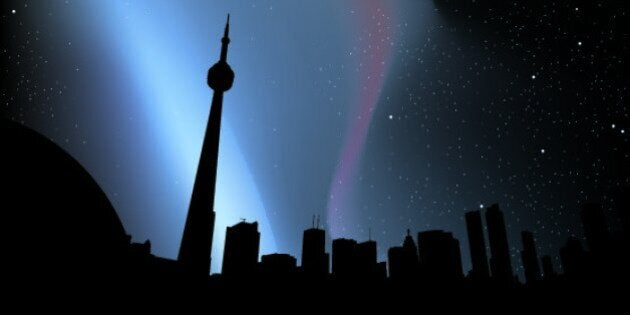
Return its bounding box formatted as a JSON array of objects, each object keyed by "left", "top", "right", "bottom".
[
  {"left": 178, "top": 15, "right": 234, "bottom": 276},
  {"left": 3, "top": 14, "right": 629, "bottom": 306},
  {"left": 417, "top": 230, "right": 463, "bottom": 283},
  {"left": 356, "top": 239, "right": 379, "bottom": 280},
  {"left": 485, "top": 204, "right": 514, "bottom": 285},
  {"left": 387, "top": 229, "right": 418, "bottom": 281},
  {"left": 301, "top": 216, "right": 329, "bottom": 278},
  {"left": 2, "top": 118, "right": 129, "bottom": 287},
  {"left": 260, "top": 253, "right": 297, "bottom": 277},
  {"left": 465, "top": 210, "right": 490, "bottom": 280},
  {"left": 581, "top": 203, "right": 610, "bottom": 254},
  {"left": 520, "top": 231, "right": 541, "bottom": 284},
  {"left": 331, "top": 238, "right": 358, "bottom": 279},
  {"left": 222, "top": 221, "right": 260, "bottom": 277},
  {"left": 560, "top": 237, "right": 586, "bottom": 276},
  {"left": 540, "top": 255, "right": 556, "bottom": 281}
]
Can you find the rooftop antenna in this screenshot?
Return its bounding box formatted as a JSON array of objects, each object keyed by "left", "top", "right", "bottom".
[
  {"left": 312, "top": 215, "right": 315, "bottom": 228},
  {"left": 240, "top": 218, "right": 246, "bottom": 222},
  {"left": 407, "top": 229, "right": 411, "bottom": 237},
  {"left": 316, "top": 215, "right": 320, "bottom": 229}
]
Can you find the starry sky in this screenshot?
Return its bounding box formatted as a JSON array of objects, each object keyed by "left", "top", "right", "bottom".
[{"left": 1, "top": 0, "right": 628, "bottom": 277}]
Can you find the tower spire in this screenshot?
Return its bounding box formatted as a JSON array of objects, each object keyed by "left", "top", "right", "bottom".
[{"left": 220, "top": 14, "right": 230, "bottom": 62}]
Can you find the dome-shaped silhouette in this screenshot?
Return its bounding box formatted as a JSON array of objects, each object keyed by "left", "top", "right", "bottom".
[{"left": 1, "top": 119, "right": 129, "bottom": 283}]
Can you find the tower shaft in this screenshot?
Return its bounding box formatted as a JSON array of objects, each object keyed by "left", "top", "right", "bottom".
[
  {"left": 178, "top": 92, "right": 224, "bottom": 275},
  {"left": 178, "top": 15, "right": 233, "bottom": 275}
]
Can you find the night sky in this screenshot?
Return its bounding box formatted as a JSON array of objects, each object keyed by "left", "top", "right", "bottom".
[{"left": 2, "top": 0, "right": 628, "bottom": 277}]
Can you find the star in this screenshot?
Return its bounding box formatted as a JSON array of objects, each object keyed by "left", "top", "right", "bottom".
[
  {"left": 611, "top": 124, "right": 616, "bottom": 129},
  {"left": 11, "top": 9, "right": 16, "bottom": 14},
  {"left": 388, "top": 114, "right": 394, "bottom": 120},
  {"left": 578, "top": 41, "right": 582, "bottom": 46},
  {"left": 531, "top": 74, "right": 536, "bottom": 79},
  {"left": 622, "top": 129, "right": 626, "bottom": 134},
  {"left": 540, "top": 149, "right": 546, "bottom": 154}
]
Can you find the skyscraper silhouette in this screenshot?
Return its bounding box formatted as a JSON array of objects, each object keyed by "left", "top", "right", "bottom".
[
  {"left": 178, "top": 15, "right": 235, "bottom": 275},
  {"left": 301, "top": 224, "right": 329, "bottom": 277},
  {"left": 465, "top": 210, "right": 490, "bottom": 280},
  {"left": 485, "top": 204, "right": 514, "bottom": 284},
  {"left": 222, "top": 221, "right": 260, "bottom": 277},
  {"left": 387, "top": 247, "right": 405, "bottom": 280},
  {"left": 560, "top": 237, "right": 586, "bottom": 276},
  {"left": 356, "top": 240, "right": 378, "bottom": 279},
  {"left": 520, "top": 231, "right": 541, "bottom": 284},
  {"left": 332, "top": 238, "right": 358, "bottom": 279},
  {"left": 417, "top": 230, "right": 463, "bottom": 282},
  {"left": 580, "top": 203, "right": 609, "bottom": 253},
  {"left": 540, "top": 255, "right": 556, "bottom": 280},
  {"left": 387, "top": 229, "right": 419, "bottom": 280}
]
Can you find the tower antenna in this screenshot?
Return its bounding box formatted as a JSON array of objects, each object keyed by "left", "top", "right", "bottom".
[{"left": 316, "top": 215, "right": 320, "bottom": 229}]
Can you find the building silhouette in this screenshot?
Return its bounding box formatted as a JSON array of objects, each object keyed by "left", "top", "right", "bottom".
[
  {"left": 260, "top": 253, "right": 297, "bottom": 276},
  {"left": 376, "top": 262, "right": 387, "bottom": 280},
  {"left": 3, "top": 118, "right": 133, "bottom": 287},
  {"left": 356, "top": 240, "right": 378, "bottom": 279},
  {"left": 560, "top": 237, "right": 586, "bottom": 276},
  {"left": 222, "top": 221, "right": 260, "bottom": 277},
  {"left": 540, "top": 255, "right": 556, "bottom": 280},
  {"left": 520, "top": 231, "right": 541, "bottom": 284},
  {"left": 485, "top": 204, "right": 514, "bottom": 284},
  {"left": 301, "top": 221, "right": 329, "bottom": 277},
  {"left": 417, "top": 230, "right": 463, "bottom": 282},
  {"left": 178, "top": 15, "right": 235, "bottom": 275},
  {"left": 465, "top": 210, "right": 490, "bottom": 280},
  {"left": 332, "top": 238, "right": 358, "bottom": 279},
  {"left": 581, "top": 203, "right": 610, "bottom": 253},
  {"left": 387, "top": 230, "right": 419, "bottom": 280},
  {"left": 5, "top": 14, "right": 630, "bottom": 305}
]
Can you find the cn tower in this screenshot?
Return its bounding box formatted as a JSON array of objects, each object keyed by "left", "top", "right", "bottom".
[{"left": 178, "top": 15, "right": 234, "bottom": 275}]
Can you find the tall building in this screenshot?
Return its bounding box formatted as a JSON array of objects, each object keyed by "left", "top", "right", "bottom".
[
  {"left": 388, "top": 230, "right": 418, "bottom": 280},
  {"left": 540, "top": 255, "right": 556, "bottom": 280},
  {"left": 465, "top": 210, "right": 490, "bottom": 280},
  {"left": 485, "top": 204, "right": 514, "bottom": 283},
  {"left": 222, "top": 221, "right": 260, "bottom": 277},
  {"left": 332, "top": 238, "right": 357, "bottom": 278},
  {"left": 520, "top": 231, "right": 541, "bottom": 284},
  {"left": 417, "top": 230, "right": 463, "bottom": 281},
  {"left": 376, "top": 262, "right": 388, "bottom": 280},
  {"left": 356, "top": 240, "right": 377, "bottom": 279},
  {"left": 178, "top": 15, "right": 235, "bottom": 275},
  {"left": 580, "top": 203, "right": 609, "bottom": 253},
  {"left": 559, "top": 237, "right": 585, "bottom": 276},
  {"left": 402, "top": 229, "right": 419, "bottom": 263},
  {"left": 387, "top": 246, "right": 405, "bottom": 279},
  {"left": 301, "top": 227, "right": 329, "bottom": 276}
]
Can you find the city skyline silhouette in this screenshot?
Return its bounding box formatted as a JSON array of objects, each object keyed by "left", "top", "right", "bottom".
[
  {"left": 3, "top": 15, "right": 629, "bottom": 288},
  {"left": 1, "top": 1, "right": 629, "bottom": 305}
]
